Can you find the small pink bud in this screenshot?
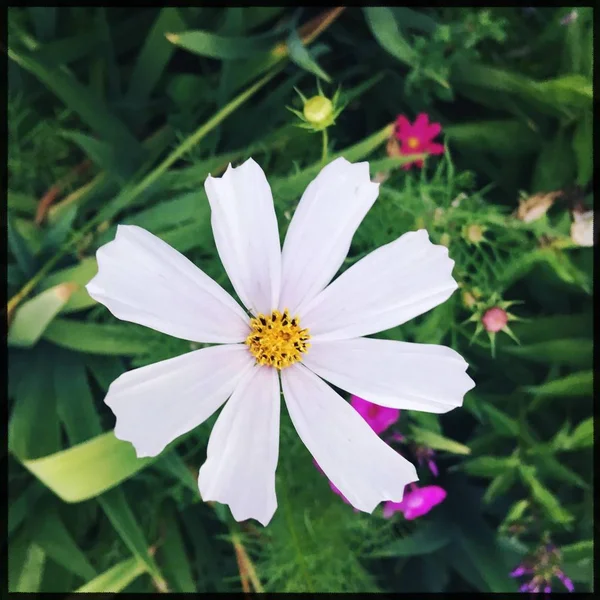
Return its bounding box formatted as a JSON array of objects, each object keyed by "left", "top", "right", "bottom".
[{"left": 482, "top": 307, "right": 508, "bottom": 333}]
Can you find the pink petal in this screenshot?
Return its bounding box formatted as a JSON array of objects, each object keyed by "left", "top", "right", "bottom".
[
  {"left": 395, "top": 115, "right": 412, "bottom": 139},
  {"left": 425, "top": 122, "right": 442, "bottom": 140},
  {"left": 398, "top": 485, "right": 447, "bottom": 520},
  {"left": 424, "top": 142, "right": 445, "bottom": 155},
  {"left": 412, "top": 113, "right": 430, "bottom": 137},
  {"left": 383, "top": 500, "right": 404, "bottom": 518},
  {"left": 350, "top": 396, "right": 400, "bottom": 434}
]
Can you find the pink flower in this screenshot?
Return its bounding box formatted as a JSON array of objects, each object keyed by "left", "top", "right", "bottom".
[
  {"left": 350, "top": 395, "right": 399, "bottom": 435},
  {"left": 395, "top": 113, "right": 445, "bottom": 169},
  {"left": 383, "top": 484, "right": 447, "bottom": 520},
  {"left": 482, "top": 307, "right": 508, "bottom": 333}
]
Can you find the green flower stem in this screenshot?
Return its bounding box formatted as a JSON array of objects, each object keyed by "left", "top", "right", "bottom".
[{"left": 321, "top": 128, "right": 329, "bottom": 163}]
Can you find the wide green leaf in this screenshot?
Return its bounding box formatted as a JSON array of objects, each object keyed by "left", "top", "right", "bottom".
[
  {"left": 21, "top": 431, "right": 154, "bottom": 503},
  {"left": 31, "top": 509, "right": 96, "bottom": 580},
  {"left": 166, "top": 28, "right": 278, "bottom": 59},
  {"left": 38, "top": 258, "right": 98, "bottom": 313},
  {"left": 526, "top": 370, "right": 593, "bottom": 399},
  {"left": 8, "top": 283, "right": 78, "bottom": 347},
  {"left": 42, "top": 318, "right": 158, "bottom": 355}
]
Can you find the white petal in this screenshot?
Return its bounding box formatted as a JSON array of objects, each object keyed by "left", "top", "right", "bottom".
[
  {"left": 303, "top": 337, "right": 475, "bottom": 414},
  {"left": 281, "top": 364, "right": 418, "bottom": 513},
  {"left": 205, "top": 159, "right": 281, "bottom": 315},
  {"left": 278, "top": 157, "right": 380, "bottom": 314},
  {"left": 300, "top": 229, "right": 457, "bottom": 341},
  {"left": 86, "top": 225, "right": 249, "bottom": 343},
  {"left": 106, "top": 344, "right": 254, "bottom": 458},
  {"left": 198, "top": 366, "right": 280, "bottom": 526}
]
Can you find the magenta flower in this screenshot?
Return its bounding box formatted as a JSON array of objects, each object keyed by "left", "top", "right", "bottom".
[
  {"left": 510, "top": 543, "right": 575, "bottom": 593},
  {"left": 350, "top": 395, "right": 400, "bottom": 435},
  {"left": 383, "top": 484, "right": 447, "bottom": 520},
  {"left": 395, "top": 113, "right": 445, "bottom": 169}
]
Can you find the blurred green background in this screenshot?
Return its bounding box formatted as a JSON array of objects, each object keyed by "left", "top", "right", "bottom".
[{"left": 7, "top": 6, "right": 593, "bottom": 593}]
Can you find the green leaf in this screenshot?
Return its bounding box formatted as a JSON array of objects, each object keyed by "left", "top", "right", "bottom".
[
  {"left": 445, "top": 120, "right": 540, "bottom": 157},
  {"left": 41, "top": 203, "right": 78, "bottom": 254},
  {"left": 166, "top": 28, "right": 278, "bottom": 59},
  {"left": 573, "top": 111, "right": 592, "bottom": 186},
  {"left": 61, "top": 131, "right": 125, "bottom": 177},
  {"left": 519, "top": 466, "right": 574, "bottom": 525},
  {"left": 560, "top": 540, "right": 593, "bottom": 563},
  {"left": 505, "top": 499, "right": 529, "bottom": 524},
  {"left": 21, "top": 431, "right": 154, "bottom": 503},
  {"left": 8, "top": 190, "right": 38, "bottom": 216},
  {"left": 535, "top": 74, "right": 592, "bottom": 111},
  {"left": 8, "top": 213, "right": 36, "bottom": 277},
  {"left": 526, "top": 370, "right": 593, "bottom": 399},
  {"left": 461, "top": 456, "right": 518, "bottom": 478},
  {"left": 9, "top": 345, "right": 61, "bottom": 460},
  {"left": 479, "top": 404, "right": 519, "bottom": 437},
  {"left": 515, "top": 312, "right": 593, "bottom": 344},
  {"left": 287, "top": 25, "right": 330, "bottom": 82},
  {"left": 531, "top": 128, "right": 576, "bottom": 192},
  {"left": 532, "top": 452, "right": 589, "bottom": 490},
  {"left": 443, "top": 481, "right": 517, "bottom": 592},
  {"left": 53, "top": 348, "right": 103, "bottom": 443},
  {"left": 31, "top": 509, "right": 96, "bottom": 580},
  {"left": 8, "top": 283, "right": 78, "bottom": 347},
  {"left": 85, "top": 355, "right": 125, "bottom": 391},
  {"left": 8, "top": 529, "right": 34, "bottom": 592},
  {"left": 371, "top": 521, "right": 451, "bottom": 557},
  {"left": 123, "top": 191, "right": 207, "bottom": 233},
  {"left": 363, "top": 7, "right": 415, "bottom": 65},
  {"left": 410, "top": 427, "right": 471, "bottom": 455},
  {"left": 9, "top": 482, "right": 45, "bottom": 536},
  {"left": 126, "top": 8, "right": 187, "bottom": 107},
  {"left": 74, "top": 557, "right": 146, "bottom": 593},
  {"left": 38, "top": 258, "right": 98, "bottom": 313},
  {"left": 8, "top": 46, "right": 143, "bottom": 166},
  {"left": 409, "top": 412, "right": 442, "bottom": 435},
  {"left": 158, "top": 504, "right": 197, "bottom": 592},
  {"left": 154, "top": 452, "right": 199, "bottom": 494},
  {"left": 14, "top": 543, "right": 46, "bottom": 592},
  {"left": 98, "top": 489, "right": 165, "bottom": 584},
  {"left": 42, "top": 318, "right": 158, "bottom": 355},
  {"left": 568, "top": 418, "right": 593, "bottom": 449},
  {"left": 503, "top": 339, "right": 592, "bottom": 368}
]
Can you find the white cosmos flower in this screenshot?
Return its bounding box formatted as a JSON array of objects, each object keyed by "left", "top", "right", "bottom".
[{"left": 86, "top": 157, "right": 475, "bottom": 526}]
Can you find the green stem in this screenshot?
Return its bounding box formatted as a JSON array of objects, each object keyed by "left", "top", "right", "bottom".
[
  {"left": 321, "top": 128, "right": 329, "bottom": 163},
  {"left": 7, "top": 67, "right": 283, "bottom": 316}
]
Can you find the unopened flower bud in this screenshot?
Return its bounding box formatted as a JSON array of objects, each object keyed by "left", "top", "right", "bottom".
[
  {"left": 570, "top": 210, "right": 593, "bottom": 247},
  {"left": 439, "top": 233, "right": 451, "bottom": 247},
  {"left": 462, "top": 290, "right": 477, "bottom": 309},
  {"left": 482, "top": 307, "right": 508, "bottom": 333},
  {"left": 303, "top": 95, "right": 334, "bottom": 129},
  {"left": 463, "top": 223, "right": 485, "bottom": 245},
  {"left": 516, "top": 191, "right": 561, "bottom": 223}
]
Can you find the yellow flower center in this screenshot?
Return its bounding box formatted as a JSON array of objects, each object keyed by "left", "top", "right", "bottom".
[
  {"left": 245, "top": 309, "right": 310, "bottom": 369},
  {"left": 407, "top": 137, "right": 420, "bottom": 149}
]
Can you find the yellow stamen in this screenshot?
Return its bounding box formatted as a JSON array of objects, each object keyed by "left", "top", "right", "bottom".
[
  {"left": 407, "top": 137, "right": 419, "bottom": 149},
  {"left": 246, "top": 309, "right": 310, "bottom": 369}
]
